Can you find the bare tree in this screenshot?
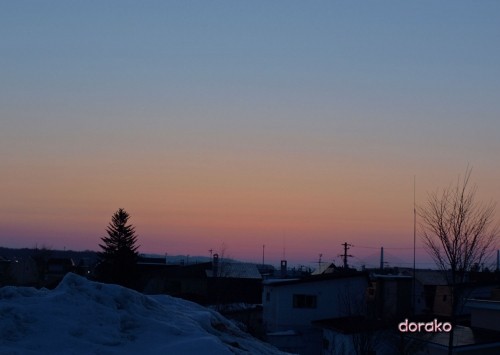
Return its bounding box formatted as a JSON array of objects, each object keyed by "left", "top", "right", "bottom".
[{"left": 418, "top": 167, "right": 498, "bottom": 354}]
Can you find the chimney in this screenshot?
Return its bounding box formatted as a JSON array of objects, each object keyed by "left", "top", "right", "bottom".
[
  {"left": 497, "top": 250, "right": 499, "bottom": 272},
  {"left": 380, "top": 247, "right": 384, "bottom": 270},
  {"left": 213, "top": 253, "right": 219, "bottom": 277},
  {"left": 280, "top": 260, "right": 287, "bottom": 277}
]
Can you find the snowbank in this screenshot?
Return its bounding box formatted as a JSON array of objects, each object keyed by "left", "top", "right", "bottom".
[{"left": 0, "top": 273, "right": 288, "bottom": 354}]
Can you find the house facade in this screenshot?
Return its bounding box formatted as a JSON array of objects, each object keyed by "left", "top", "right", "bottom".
[
  {"left": 467, "top": 298, "right": 500, "bottom": 332},
  {"left": 141, "top": 255, "right": 263, "bottom": 305},
  {"left": 313, "top": 317, "right": 397, "bottom": 355},
  {"left": 262, "top": 271, "right": 369, "bottom": 354}
]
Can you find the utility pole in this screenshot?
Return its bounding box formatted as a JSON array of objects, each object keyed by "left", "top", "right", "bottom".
[
  {"left": 262, "top": 244, "right": 265, "bottom": 266},
  {"left": 339, "top": 242, "right": 353, "bottom": 269}
]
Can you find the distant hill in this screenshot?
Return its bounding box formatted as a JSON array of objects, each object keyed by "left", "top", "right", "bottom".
[
  {"left": 0, "top": 247, "right": 98, "bottom": 265},
  {"left": 140, "top": 253, "right": 239, "bottom": 265},
  {"left": 0, "top": 247, "right": 233, "bottom": 266}
]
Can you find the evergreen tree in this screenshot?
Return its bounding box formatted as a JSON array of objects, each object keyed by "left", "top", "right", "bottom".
[{"left": 97, "top": 208, "right": 139, "bottom": 287}]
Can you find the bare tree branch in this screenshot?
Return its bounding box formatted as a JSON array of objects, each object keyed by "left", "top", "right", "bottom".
[
  {"left": 418, "top": 167, "right": 498, "bottom": 354},
  {"left": 418, "top": 168, "right": 498, "bottom": 280}
]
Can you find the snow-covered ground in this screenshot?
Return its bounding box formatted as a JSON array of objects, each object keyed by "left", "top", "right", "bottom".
[{"left": 0, "top": 273, "right": 289, "bottom": 354}]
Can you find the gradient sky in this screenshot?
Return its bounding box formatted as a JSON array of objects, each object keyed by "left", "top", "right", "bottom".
[{"left": 2, "top": 1, "right": 500, "bottom": 269}]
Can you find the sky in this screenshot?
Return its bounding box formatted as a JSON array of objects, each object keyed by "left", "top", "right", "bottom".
[{"left": 2, "top": 1, "right": 500, "bottom": 269}]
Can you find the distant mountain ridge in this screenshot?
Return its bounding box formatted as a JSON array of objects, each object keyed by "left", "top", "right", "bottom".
[{"left": 0, "top": 247, "right": 236, "bottom": 266}]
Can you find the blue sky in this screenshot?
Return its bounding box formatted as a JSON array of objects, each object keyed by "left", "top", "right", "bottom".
[{"left": 2, "top": 1, "right": 500, "bottom": 267}]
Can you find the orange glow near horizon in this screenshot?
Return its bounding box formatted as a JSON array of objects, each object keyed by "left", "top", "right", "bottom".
[
  {"left": 4, "top": 149, "right": 485, "bottom": 269},
  {"left": 3, "top": 143, "right": 499, "bottom": 258}
]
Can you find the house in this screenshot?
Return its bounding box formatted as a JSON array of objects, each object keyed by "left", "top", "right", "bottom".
[
  {"left": 44, "top": 257, "right": 76, "bottom": 288},
  {"left": 263, "top": 271, "right": 369, "bottom": 332},
  {"left": 396, "top": 269, "right": 496, "bottom": 317},
  {"left": 395, "top": 269, "right": 449, "bottom": 315},
  {"left": 262, "top": 271, "right": 369, "bottom": 354},
  {"left": 401, "top": 325, "right": 500, "bottom": 355},
  {"left": 369, "top": 274, "right": 413, "bottom": 320},
  {"left": 467, "top": 290, "right": 500, "bottom": 331},
  {"left": 313, "top": 316, "right": 397, "bottom": 355},
  {"left": 7, "top": 257, "right": 39, "bottom": 286},
  {"left": 143, "top": 254, "right": 263, "bottom": 305},
  {"left": 0, "top": 256, "right": 13, "bottom": 286},
  {"left": 205, "top": 255, "right": 263, "bottom": 305},
  {"left": 433, "top": 283, "right": 496, "bottom": 317},
  {"left": 395, "top": 287, "right": 500, "bottom": 354},
  {"left": 311, "top": 262, "right": 343, "bottom": 275},
  {"left": 467, "top": 298, "right": 500, "bottom": 332}
]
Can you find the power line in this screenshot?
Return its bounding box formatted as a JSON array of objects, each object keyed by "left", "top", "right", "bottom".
[{"left": 354, "top": 245, "right": 424, "bottom": 250}]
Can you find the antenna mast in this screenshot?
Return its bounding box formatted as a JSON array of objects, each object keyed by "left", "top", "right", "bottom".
[
  {"left": 282, "top": 235, "right": 286, "bottom": 260},
  {"left": 413, "top": 176, "right": 417, "bottom": 314},
  {"left": 262, "top": 244, "right": 265, "bottom": 266}
]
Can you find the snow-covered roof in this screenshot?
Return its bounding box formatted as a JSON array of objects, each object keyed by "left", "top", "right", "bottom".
[
  {"left": 414, "top": 270, "right": 448, "bottom": 285},
  {"left": 263, "top": 271, "right": 368, "bottom": 287},
  {"left": 311, "top": 263, "right": 339, "bottom": 275},
  {"left": 0, "top": 273, "right": 288, "bottom": 354},
  {"left": 206, "top": 262, "right": 262, "bottom": 279}
]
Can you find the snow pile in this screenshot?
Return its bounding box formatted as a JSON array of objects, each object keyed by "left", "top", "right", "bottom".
[{"left": 0, "top": 273, "right": 288, "bottom": 354}]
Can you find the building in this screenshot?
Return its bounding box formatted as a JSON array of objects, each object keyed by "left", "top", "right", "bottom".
[
  {"left": 44, "top": 257, "right": 76, "bottom": 288},
  {"left": 369, "top": 274, "right": 413, "bottom": 320},
  {"left": 313, "top": 316, "right": 396, "bottom": 355},
  {"left": 262, "top": 271, "right": 369, "bottom": 354},
  {"left": 142, "top": 254, "right": 263, "bottom": 305}
]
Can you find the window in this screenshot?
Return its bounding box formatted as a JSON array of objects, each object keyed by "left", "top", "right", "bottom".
[{"left": 293, "top": 294, "right": 317, "bottom": 308}]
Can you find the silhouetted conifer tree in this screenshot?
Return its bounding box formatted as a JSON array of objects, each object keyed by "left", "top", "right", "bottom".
[{"left": 97, "top": 208, "right": 139, "bottom": 288}]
